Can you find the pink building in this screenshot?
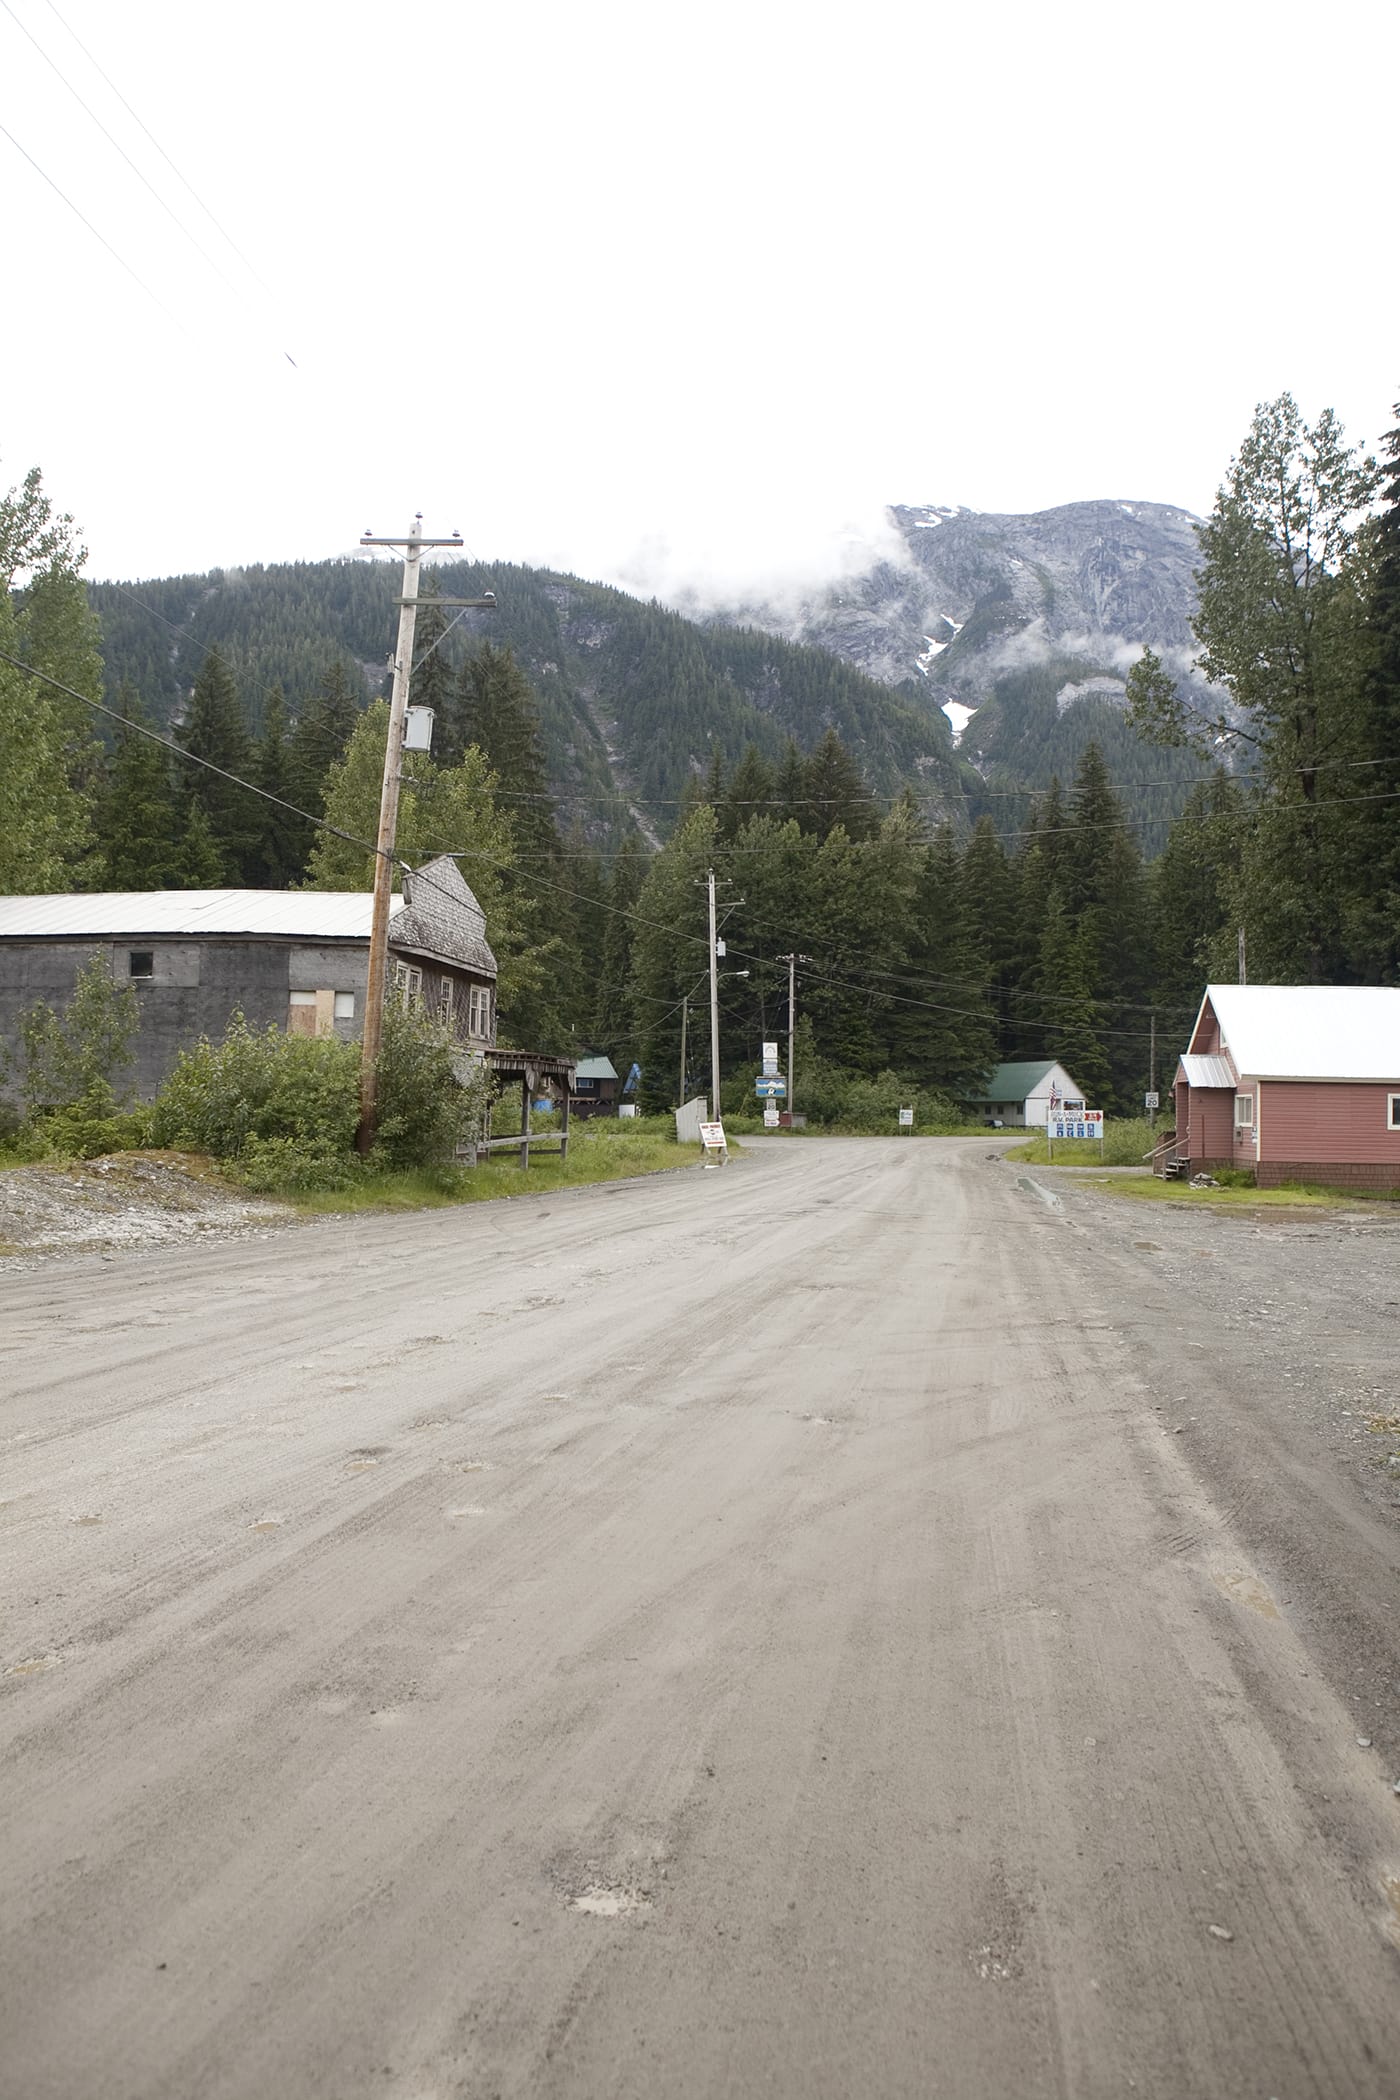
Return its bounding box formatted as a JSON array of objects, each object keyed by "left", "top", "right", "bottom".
[{"left": 1169, "top": 985, "right": 1400, "bottom": 1189}]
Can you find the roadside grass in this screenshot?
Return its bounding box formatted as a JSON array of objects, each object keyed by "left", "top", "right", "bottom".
[
  {"left": 285, "top": 1118, "right": 699, "bottom": 1215},
  {"left": 1007, "top": 1117, "right": 1158, "bottom": 1167},
  {"left": 1076, "top": 1173, "right": 1386, "bottom": 1210}
]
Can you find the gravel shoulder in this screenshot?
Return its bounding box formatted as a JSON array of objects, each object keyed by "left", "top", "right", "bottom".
[
  {"left": 0, "top": 1152, "right": 294, "bottom": 1263},
  {"left": 2, "top": 1137, "right": 1398, "bottom": 2099}
]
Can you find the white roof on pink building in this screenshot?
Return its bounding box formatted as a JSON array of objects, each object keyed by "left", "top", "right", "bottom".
[{"left": 1198, "top": 985, "right": 1400, "bottom": 1083}]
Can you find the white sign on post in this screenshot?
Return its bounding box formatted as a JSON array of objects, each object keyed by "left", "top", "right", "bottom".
[
  {"left": 763, "top": 1106, "right": 780, "bottom": 1127},
  {"left": 1047, "top": 1109, "right": 1103, "bottom": 1141},
  {"left": 1144, "top": 1091, "right": 1160, "bottom": 1111},
  {"left": 898, "top": 1107, "right": 914, "bottom": 1128}
]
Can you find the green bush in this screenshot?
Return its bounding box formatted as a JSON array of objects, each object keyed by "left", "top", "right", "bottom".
[
  {"left": 32, "top": 1085, "right": 152, "bottom": 1160},
  {"left": 149, "top": 1013, "right": 361, "bottom": 1162},
  {"left": 373, "top": 1001, "right": 495, "bottom": 1169},
  {"left": 4, "top": 955, "right": 139, "bottom": 1124}
]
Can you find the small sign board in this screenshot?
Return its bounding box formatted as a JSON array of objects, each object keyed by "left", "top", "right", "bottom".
[
  {"left": 898, "top": 1107, "right": 914, "bottom": 1128},
  {"left": 698, "top": 1120, "right": 727, "bottom": 1155},
  {"left": 763, "top": 1105, "right": 780, "bottom": 1127},
  {"left": 1047, "top": 1109, "right": 1103, "bottom": 1141},
  {"left": 754, "top": 1075, "right": 787, "bottom": 1098},
  {"left": 1144, "top": 1090, "right": 1160, "bottom": 1111},
  {"left": 762, "top": 1040, "right": 779, "bottom": 1067}
]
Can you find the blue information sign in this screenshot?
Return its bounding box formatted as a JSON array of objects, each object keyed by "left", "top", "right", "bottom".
[{"left": 754, "top": 1076, "right": 787, "bottom": 1098}]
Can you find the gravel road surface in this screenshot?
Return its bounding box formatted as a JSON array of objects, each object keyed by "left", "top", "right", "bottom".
[{"left": 3, "top": 1137, "right": 1399, "bottom": 2099}]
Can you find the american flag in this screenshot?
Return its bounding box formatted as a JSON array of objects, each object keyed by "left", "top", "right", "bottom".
[{"left": 1048, "top": 1084, "right": 1061, "bottom": 1111}]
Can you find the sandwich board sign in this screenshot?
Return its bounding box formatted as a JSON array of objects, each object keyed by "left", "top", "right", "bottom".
[{"left": 699, "top": 1120, "right": 727, "bottom": 1163}]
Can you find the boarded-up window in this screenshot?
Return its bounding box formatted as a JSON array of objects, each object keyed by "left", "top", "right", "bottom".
[
  {"left": 334, "top": 991, "right": 355, "bottom": 1020},
  {"left": 289, "top": 989, "right": 336, "bottom": 1037}
]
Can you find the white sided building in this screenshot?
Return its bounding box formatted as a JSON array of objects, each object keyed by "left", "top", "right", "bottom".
[{"left": 961, "top": 1059, "right": 1087, "bottom": 1128}]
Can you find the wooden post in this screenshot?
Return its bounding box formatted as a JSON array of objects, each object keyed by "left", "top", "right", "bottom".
[
  {"left": 520, "top": 1074, "right": 531, "bottom": 1170},
  {"left": 560, "top": 1080, "right": 570, "bottom": 1162}
]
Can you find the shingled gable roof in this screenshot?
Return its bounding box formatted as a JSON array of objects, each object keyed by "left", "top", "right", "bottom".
[
  {"left": 1191, "top": 985, "right": 1400, "bottom": 1083},
  {"left": 391, "top": 856, "right": 496, "bottom": 980}
]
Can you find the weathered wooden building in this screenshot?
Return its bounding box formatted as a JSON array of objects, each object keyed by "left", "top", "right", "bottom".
[
  {"left": 1169, "top": 985, "right": 1400, "bottom": 1189},
  {"left": 0, "top": 855, "right": 498, "bottom": 1101}
]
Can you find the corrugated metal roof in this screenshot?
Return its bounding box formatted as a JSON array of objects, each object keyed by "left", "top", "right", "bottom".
[
  {"left": 0, "top": 890, "right": 404, "bottom": 940},
  {"left": 1202, "top": 985, "right": 1400, "bottom": 1082},
  {"left": 1179, "top": 1052, "right": 1236, "bottom": 1089}
]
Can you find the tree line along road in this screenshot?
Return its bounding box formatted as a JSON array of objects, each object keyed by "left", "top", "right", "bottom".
[{"left": 2, "top": 1136, "right": 1398, "bottom": 2099}]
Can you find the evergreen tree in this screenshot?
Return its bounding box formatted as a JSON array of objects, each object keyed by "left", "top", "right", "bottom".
[
  {"left": 774, "top": 738, "right": 807, "bottom": 826},
  {"left": 800, "top": 727, "right": 880, "bottom": 841},
  {"left": 1350, "top": 394, "right": 1400, "bottom": 980},
  {"left": 455, "top": 644, "right": 555, "bottom": 850},
  {"left": 719, "top": 744, "right": 776, "bottom": 840},
  {"left": 1151, "top": 774, "right": 1248, "bottom": 1012},
  {"left": 173, "top": 803, "right": 226, "bottom": 887},
  {"left": 176, "top": 649, "right": 259, "bottom": 882},
  {"left": 1036, "top": 891, "right": 1112, "bottom": 1107},
  {"left": 290, "top": 659, "right": 361, "bottom": 820},
  {"left": 961, "top": 817, "right": 1018, "bottom": 1057},
  {"left": 887, "top": 824, "right": 997, "bottom": 1089},
  {"left": 95, "top": 684, "right": 182, "bottom": 890},
  {"left": 595, "top": 834, "right": 646, "bottom": 1063},
  {"left": 251, "top": 686, "right": 304, "bottom": 888}
]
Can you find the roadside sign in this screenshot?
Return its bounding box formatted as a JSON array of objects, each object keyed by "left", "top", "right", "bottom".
[
  {"left": 1047, "top": 1109, "right": 1103, "bottom": 1141},
  {"left": 898, "top": 1107, "right": 914, "bottom": 1128},
  {"left": 754, "top": 1075, "right": 787, "bottom": 1098},
  {"left": 1144, "top": 1090, "right": 1160, "bottom": 1111},
  {"left": 763, "top": 1105, "right": 780, "bottom": 1127},
  {"left": 762, "top": 1041, "right": 779, "bottom": 1067},
  {"left": 699, "top": 1120, "right": 727, "bottom": 1157}
]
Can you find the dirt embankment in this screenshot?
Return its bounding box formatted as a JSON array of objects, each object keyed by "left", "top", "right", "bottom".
[{"left": 0, "top": 1152, "right": 293, "bottom": 1262}]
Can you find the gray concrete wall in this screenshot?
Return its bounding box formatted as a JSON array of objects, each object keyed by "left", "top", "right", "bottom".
[{"left": 0, "top": 938, "right": 369, "bottom": 1103}]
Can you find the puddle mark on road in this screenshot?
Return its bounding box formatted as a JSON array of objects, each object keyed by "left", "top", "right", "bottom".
[{"left": 1214, "top": 1568, "right": 1280, "bottom": 1619}]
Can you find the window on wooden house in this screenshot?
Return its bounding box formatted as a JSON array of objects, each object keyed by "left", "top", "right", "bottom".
[
  {"left": 467, "top": 985, "right": 492, "bottom": 1037},
  {"left": 1388, "top": 1095, "right": 1400, "bottom": 1131},
  {"left": 438, "top": 980, "right": 455, "bottom": 1027},
  {"left": 392, "top": 960, "right": 423, "bottom": 1005},
  {"left": 1234, "top": 1094, "right": 1255, "bottom": 1130}
]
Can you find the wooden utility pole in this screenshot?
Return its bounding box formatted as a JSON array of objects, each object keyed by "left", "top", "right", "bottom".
[
  {"left": 776, "top": 952, "right": 809, "bottom": 1119},
  {"left": 708, "top": 868, "right": 721, "bottom": 1121},
  {"left": 678, "top": 993, "right": 689, "bottom": 1108},
  {"left": 354, "top": 516, "right": 492, "bottom": 1153}
]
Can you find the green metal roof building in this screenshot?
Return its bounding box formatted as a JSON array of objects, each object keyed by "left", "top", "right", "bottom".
[{"left": 959, "top": 1059, "right": 1085, "bottom": 1127}]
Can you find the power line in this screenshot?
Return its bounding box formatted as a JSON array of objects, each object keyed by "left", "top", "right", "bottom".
[
  {"left": 39, "top": 0, "right": 282, "bottom": 303},
  {"left": 0, "top": 116, "right": 184, "bottom": 328},
  {"left": 0, "top": 0, "right": 261, "bottom": 317}
]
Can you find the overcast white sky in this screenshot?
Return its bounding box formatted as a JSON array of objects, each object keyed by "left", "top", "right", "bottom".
[{"left": 1, "top": 0, "right": 1395, "bottom": 601}]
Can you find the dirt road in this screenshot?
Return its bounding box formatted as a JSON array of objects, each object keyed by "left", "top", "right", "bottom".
[{"left": 3, "top": 1138, "right": 1399, "bottom": 2099}]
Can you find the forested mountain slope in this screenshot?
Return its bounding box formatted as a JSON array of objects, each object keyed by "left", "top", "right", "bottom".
[{"left": 89, "top": 559, "right": 965, "bottom": 840}]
